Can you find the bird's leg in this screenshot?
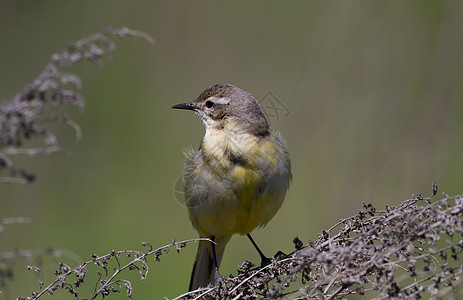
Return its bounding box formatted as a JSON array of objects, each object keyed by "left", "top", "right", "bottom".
[
  {"left": 247, "top": 233, "right": 271, "bottom": 267},
  {"left": 210, "top": 237, "right": 226, "bottom": 291}
]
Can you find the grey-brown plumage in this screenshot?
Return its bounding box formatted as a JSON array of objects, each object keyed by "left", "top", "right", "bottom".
[{"left": 172, "top": 83, "right": 291, "bottom": 291}]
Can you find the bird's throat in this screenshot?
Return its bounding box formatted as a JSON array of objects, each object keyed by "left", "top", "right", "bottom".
[{"left": 201, "top": 128, "right": 259, "bottom": 167}]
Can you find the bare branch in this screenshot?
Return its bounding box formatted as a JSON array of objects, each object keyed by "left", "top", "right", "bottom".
[{"left": 0, "top": 27, "right": 153, "bottom": 184}]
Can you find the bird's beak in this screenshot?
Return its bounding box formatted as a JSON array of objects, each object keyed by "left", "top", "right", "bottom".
[{"left": 171, "top": 102, "right": 197, "bottom": 111}]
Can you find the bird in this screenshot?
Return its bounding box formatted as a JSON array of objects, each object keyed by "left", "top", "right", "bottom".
[{"left": 172, "top": 83, "right": 291, "bottom": 291}]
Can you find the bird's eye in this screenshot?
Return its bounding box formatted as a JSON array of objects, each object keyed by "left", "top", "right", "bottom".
[{"left": 205, "top": 100, "right": 214, "bottom": 108}]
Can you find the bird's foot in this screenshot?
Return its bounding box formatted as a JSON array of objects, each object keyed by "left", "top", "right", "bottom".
[
  {"left": 260, "top": 251, "right": 288, "bottom": 267},
  {"left": 260, "top": 255, "right": 272, "bottom": 267},
  {"left": 214, "top": 267, "right": 227, "bottom": 292}
]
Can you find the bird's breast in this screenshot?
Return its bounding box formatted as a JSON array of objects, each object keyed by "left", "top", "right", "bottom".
[
  {"left": 184, "top": 129, "right": 291, "bottom": 237},
  {"left": 201, "top": 130, "right": 272, "bottom": 167}
]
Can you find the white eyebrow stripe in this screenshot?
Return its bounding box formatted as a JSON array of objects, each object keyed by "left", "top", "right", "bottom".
[{"left": 207, "top": 96, "right": 231, "bottom": 105}]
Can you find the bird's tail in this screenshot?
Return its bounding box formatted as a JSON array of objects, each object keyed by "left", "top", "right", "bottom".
[{"left": 189, "top": 236, "right": 230, "bottom": 291}]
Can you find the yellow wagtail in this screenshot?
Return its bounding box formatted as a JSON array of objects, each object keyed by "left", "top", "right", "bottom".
[{"left": 172, "top": 83, "right": 291, "bottom": 290}]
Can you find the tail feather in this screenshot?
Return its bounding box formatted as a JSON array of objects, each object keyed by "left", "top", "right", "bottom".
[{"left": 189, "top": 236, "right": 230, "bottom": 291}]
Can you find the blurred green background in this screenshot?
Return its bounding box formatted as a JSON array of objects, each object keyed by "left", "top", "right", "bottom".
[{"left": 1, "top": 1, "right": 462, "bottom": 299}]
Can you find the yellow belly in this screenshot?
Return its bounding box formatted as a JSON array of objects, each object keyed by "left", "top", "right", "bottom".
[{"left": 183, "top": 130, "right": 291, "bottom": 238}]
